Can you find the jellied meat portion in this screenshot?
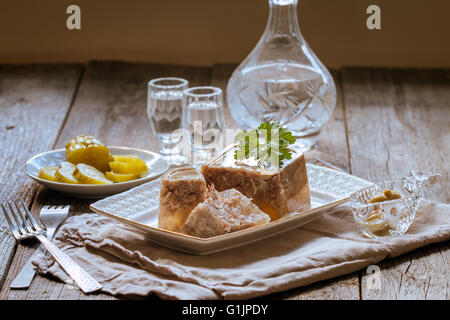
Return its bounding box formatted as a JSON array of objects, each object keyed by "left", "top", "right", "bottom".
[{"left": 182, "top": 188, "right": 270, "bottom": 238}]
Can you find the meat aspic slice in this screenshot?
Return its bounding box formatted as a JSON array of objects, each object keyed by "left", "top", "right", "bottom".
[
  {"left": 200, "top": 152, "right": 310, "bottom": 220},
  {"left": 158, "top": 167, "right": 207, "bottom": 232},
  {"left": 182, "top": 187, "right": 270, "bottom": 238}
]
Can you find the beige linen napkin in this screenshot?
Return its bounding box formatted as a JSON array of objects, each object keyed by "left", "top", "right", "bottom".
[{"left": 33, "top": 200, "right": 450, "bottom": 299}]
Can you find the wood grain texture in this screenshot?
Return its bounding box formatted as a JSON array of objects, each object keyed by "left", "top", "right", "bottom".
[
  {"left": 0, "top": 227, "right": 15, "bottom": 289},
  {"left": 342, "top": 67, "right": 450, "bottom": 300},
  {"left": 360, "top": 244, "right": 449, "bottom": 300},
  {"left": 0, "top": 64, "right": 82, "bottom": 293},
  {"left": 0, "top": 65, "right": 81, "bottom": 201},
  {"left": 266, "top": 274, "right": 360, "bottom": 300},
  {"left": 389, "top": 68, "right": 450, "bottom": 203}
]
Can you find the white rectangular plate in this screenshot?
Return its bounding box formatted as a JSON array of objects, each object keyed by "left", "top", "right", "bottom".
[{"left": 90, "top": 164, "right": 372, "bottom": 255}]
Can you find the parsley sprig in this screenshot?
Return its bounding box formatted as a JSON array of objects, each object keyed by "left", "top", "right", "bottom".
[{"left": 234, "top": 122, "right": 296, "bottom": 168}]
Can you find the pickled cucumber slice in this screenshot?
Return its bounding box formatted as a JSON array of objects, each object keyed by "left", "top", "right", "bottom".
[
  {"left": 109, "top": 161, "right": 148, "bottom": 174},
  {"left": 105, "top": 171, "right": 141, "bottom": 183},
  {"left": 112, "top": 155, "right": 142, "bottom": 162},
  {"left": 111, "top": 155, "right": 148, "bottom": 170},
  {"left": 74, "top": 163, "right": 113, "bottom": 184},
  {"left": 39, "top": 166, "right": 58, "bottom": 182},
  {"left": 55, "top": 162, "right": 78, "bottom": 184},
  {"left": 66, "top": 134, "right": 112, "bottom": 172}
]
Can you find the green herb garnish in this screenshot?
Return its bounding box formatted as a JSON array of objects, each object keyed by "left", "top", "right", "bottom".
[{"left": 234, "top": 122, "right": 296, "bottom": 168}]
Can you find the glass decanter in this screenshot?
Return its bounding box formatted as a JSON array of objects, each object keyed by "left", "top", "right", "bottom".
[{"left": 227, "top": 0, "right": 336, "bottom": 151}]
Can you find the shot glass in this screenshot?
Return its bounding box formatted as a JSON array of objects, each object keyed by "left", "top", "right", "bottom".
[
  {"left": 182, "top": 86, "right": 225, "bottom": 164},
  {"left": 147, "top": 77, "right": 189, "bottom": 166}
]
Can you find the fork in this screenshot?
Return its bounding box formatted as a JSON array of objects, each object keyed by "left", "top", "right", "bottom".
[
  {"left": 10, "top": 205, "right": 70, "bottom": 289},
  {"left": 2, "top": 201, "right": 102, "bottom": 294}
]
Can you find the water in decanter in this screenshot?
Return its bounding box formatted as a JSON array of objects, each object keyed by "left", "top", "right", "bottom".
[{"left": 228, "top": 61, "right": 335, "bottom": 137}]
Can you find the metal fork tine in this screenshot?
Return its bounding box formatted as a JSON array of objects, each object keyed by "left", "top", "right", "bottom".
[
  {"left": 7, "top": 202, "right": 25, "bottom": 235},
  {"left": 42, "top": 205, "right": 50, "bottom": 211},
  {"left": 1, "top": 203, "right": 20, "bottom": 238},
  {"left": 20, "top": 201, "right": 40, "bottom": 232},
  {"left": 13, "top": 201, "right": 33, "bottom": 233}
]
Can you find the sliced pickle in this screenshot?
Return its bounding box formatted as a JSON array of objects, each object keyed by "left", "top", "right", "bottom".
[
  {"left": 74, "top": 163, "right": 113, "bottom": 184},
  {"left": 105, "top": 171, "right": 141, "bottom": 183},
  {"left": 55, "top": 162, "right": 78, "bottom": 184},
  {"left": 109, "top": 161, "right": 148, "bottom": 174},
  {"left": 39, "top": 166, "right": 58, "bottom": 182},
  {"left": 111, "top": 155, "right": 143, "bottom": 163}
]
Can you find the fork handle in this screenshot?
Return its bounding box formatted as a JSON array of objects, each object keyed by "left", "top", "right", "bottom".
[{"left": 35, "top": 233, "right": 102, "bottom": 294}]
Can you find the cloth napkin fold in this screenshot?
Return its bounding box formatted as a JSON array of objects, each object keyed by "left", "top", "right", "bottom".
[{"left": 33, "top": 200, "right": 450, "bottom": 299}]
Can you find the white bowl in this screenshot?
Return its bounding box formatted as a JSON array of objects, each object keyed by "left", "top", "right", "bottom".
[{"left": 25, "top": 146, "right": 169, "bottom": 198}]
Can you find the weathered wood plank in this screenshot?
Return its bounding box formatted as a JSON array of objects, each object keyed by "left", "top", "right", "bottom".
[
  {"left": 0, "top": 227, "right": 15, "bottom": 290},
  {"left": 342, "top": 67, "right": 450, "bottom": 300},
  {"left": 0, "top": 64, "right": 82, "bottom": 293},
  {"left": 2, "top": 62, "right": 211, "bottom": 300},
  {"left": 360, "top": 244, "right": 448, "bottom": 300},
  {"left": 268, "top": 274, "right": 360, "bottom": 300},
  {"left": 389, "top": 68, "right": 449, "bottom": 203},
  {"left": 212, "top": 65, "right": 359, "bottom": 300},
  {"left": 437, "top": 241, "right": 450, "bottom": 300}
]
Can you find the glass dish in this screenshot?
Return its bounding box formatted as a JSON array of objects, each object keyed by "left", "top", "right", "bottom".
[{"left": 350, "top": 172, "right": 440, "bottom": 238}]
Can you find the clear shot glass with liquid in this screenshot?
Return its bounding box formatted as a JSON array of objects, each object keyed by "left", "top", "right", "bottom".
[
  {"left": 182, "top": 86, "right": 225, "bottom": 165},
  {"left": 147, "top": 77, "right": 189, "bottom": 166}
]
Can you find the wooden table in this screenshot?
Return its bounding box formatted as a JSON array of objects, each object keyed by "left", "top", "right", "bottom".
[{"left": 0, "top": 63, "right": 448, "bottom": 300}]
